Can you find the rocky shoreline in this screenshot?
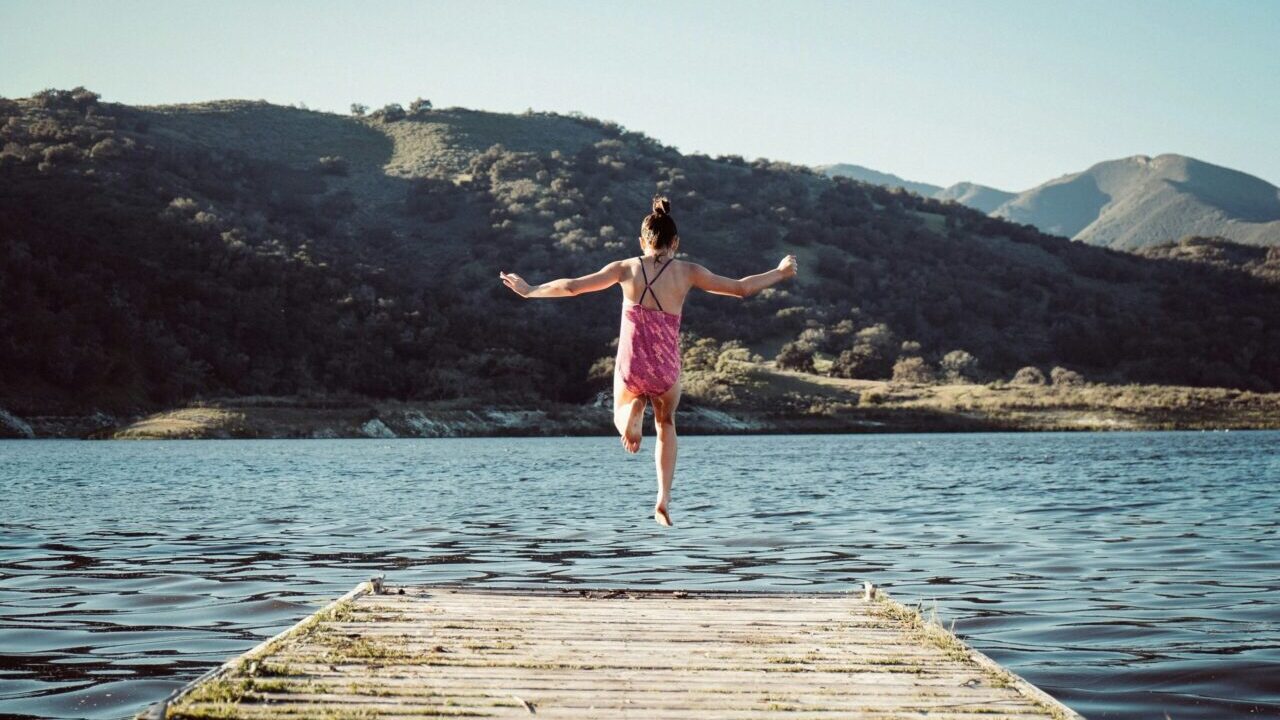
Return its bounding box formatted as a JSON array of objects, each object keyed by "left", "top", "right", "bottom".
[{"left": 5, "top": 379, "right": 1280, "bottom": 440}]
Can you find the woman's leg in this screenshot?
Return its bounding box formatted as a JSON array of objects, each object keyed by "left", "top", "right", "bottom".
[
  {"left": 613, "top": 370, "right": 647, "bottom": 454},
  {"left": 649, "top": 379, "right": 682, "bottom": 526}
]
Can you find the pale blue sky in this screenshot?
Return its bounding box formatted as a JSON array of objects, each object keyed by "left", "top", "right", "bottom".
[{"left": 3, "top": 0, "right": 1277, "bottom": 190}]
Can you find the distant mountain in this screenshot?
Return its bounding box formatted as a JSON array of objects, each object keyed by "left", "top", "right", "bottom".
[
  {"left": 992, "top": 154, "right": 1280, "bottom": 249},
  {"left": 815, "top": 163, "right": 1018, "bottom": 214},
  {"left": 934, "top": 182, "right": 1016, "bottom": 214},
  {"left": 815, "top": 163, "right": 941, "bottom": 197},
  {"left": 820, "top": 155, "right": 1280, "bottom": 250}
]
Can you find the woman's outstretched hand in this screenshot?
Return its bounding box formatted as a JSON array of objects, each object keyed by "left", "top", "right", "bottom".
[
  {"left": 499, "top": 271, "right": 532, "bottom": 297},
  {"left": 777, "top": 254, "right": 799, "bottom": 278}
]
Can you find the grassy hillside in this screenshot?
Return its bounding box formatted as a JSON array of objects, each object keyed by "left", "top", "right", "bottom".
[{"left": 3, "top": 89, "right": 1280, "bottom": 421}]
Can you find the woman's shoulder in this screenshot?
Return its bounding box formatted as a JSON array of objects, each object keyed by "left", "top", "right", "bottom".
[{"left": 674, "top": 258, "right": 706, "bottom": 274}]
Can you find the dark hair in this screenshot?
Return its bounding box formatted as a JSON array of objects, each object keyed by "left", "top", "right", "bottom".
[{"left": 641, "top": 195, "right": 678, "bottom": 250}]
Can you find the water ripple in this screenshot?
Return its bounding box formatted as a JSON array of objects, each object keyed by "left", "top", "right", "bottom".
[{"left": 1, "top": 432, "right": 1278, "bottom": 719}]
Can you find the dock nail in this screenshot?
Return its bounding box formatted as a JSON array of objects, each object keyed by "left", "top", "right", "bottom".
[{"left": 513, "top": 695, "right": 537, "bottom": 714}]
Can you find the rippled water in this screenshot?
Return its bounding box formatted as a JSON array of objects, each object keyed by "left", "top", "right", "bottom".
[{"left": 1, "top": 433, "right": 1278, "bottom": 719}]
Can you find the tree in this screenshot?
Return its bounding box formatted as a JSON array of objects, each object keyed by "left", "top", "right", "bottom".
[
  {"left": 375, "top": 103, "right": 406, "bottom": 121},
  {"left": 1011, "top": 366, "right": 1046, "bottom": 386},
  {"left": 316, "top": 156, "right": 349, "bottom": 176},
  {"left": 775, "top": 341, "right": 815, "bottom": 373},
  {"left": 1050, "top": 366, "right": 1085, "bottom": 387},
  {"left": 892, "top": 356, "right": 936, "bottom": 385},
  {"left": 829, "top": 323, "right": 899, "bottom": 379},
  {"left": 350, "top": 103, "right": 368, "bottom": 116},
  {"left": 940, "top": 350, "right": 979, "bottom": 383},
  {"left": 409, "top": 97, "right": 433, "bottom": 115},
  {"left": 682, "top": 337, "right": 721, "bottom": 372}
]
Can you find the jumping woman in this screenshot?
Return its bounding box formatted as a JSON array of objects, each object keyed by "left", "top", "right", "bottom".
[{"left": 499, "top": 196, "right": 798, "bottom": 527}]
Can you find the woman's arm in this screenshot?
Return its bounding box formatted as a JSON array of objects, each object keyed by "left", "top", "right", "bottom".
[
  {"left": 500, "top": 261, "right": 625, "bottom": 299},
  {"left": 690, "top": 255, "right": 798, "bottom": 298}
]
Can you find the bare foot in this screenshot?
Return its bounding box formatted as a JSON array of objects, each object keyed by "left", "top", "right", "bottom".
[
  {"left": 620, "top": 397, "right": 645, "bottom": 454},
  {"left": 654, "top": 501, "right": 673, "bottom": 527}
]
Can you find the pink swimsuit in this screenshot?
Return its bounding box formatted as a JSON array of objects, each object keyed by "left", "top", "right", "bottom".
[{"left": 616, "top": 257, "right": 682, "bottom": 397}]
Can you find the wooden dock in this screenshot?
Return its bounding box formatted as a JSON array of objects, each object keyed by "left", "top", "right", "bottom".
[{"left": 139, "top": 579, "right": 1082, "bottom": 719}]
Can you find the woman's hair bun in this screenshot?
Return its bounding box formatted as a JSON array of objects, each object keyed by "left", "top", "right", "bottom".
[{"left": 641, "top": 193, "right": 678, "bottom": 248}]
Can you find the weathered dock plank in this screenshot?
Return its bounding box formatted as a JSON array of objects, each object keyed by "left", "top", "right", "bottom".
[{"left": 140, "top": 582, "right": 1082, "bottom": 719}]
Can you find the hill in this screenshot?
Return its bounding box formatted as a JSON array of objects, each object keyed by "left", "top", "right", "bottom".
[
  {"left": 933, "top": 182, "right": 1016, "bottom": 213},
  {"left": 815, "top": 163, "right": 942, "bottom": 197},
  {"left": 992, "top": 154, "right": 1280, "bottom": 249},
  {"left": 3, "top": 89, "right": 1280, "bottom": 426},
  {"left": 815, "top": 163, "right": 1018, "bottom": 214}
]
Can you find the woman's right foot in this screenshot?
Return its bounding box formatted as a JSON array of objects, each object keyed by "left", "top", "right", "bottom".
[
  {"left": 621, "top": 397, "right": 645, "bottom": 454},
  {"left": 654, "top": 501, "right": 673, "bottom": 527}
]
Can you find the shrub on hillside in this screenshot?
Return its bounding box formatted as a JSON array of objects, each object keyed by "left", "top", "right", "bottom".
[
  {"left": 89, "top": 137, "right": 126, "bottom": 160},
  {"left": 317, "top": 155, "right": 349, "bottom": 176},
  {"left": 892, "top": 356, "right": 936, "bottom": 385},
  {"left": 33, "top": 86, "right": 98, "bottom": 112},
  {"left": 828, "top": 323, "right": 899, "bottom": 379},
  {"left": 1051, "top": 366, "right": 1085, "bottom": 387},
  {"left": 349, "top": 103, "right": 368, "bottom": 116},
  {"left": 714, "top": 342, "right": 757, "bottom": 376},
  {"left": 409, "top": 98, "right": 433, "bottom": 115},
  {"left": 940, "top": 349, "right": 979, "bottom": 383},
  {"left": 373, "top": 103, "right": 406, "bottom": 121},
  {"left": 1012, "top": 366, "right": 1047, "bottom": 386},
  {"left": 41, "top": 143, "right": 82, "bottom": 165},
  {"left": 682, "top": 337, "right": 721, "bottom": 372},
  {"left": 587, "top": 356, "right": 614, "bottom": 385},
  {"left": 775, "top": 341, "right": 815, "bottom": 372}
]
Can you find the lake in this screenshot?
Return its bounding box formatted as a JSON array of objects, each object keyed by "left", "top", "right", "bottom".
[{"left": 1, "top": 432, "right": 1278, "bottom": 719}]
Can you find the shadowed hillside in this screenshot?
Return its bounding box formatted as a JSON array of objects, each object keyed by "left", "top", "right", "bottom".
[{"left": 3, "top": 89, "right": 1280, "bottom": 422}]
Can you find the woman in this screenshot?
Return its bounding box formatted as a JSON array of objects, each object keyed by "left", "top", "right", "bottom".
[{"left": 499, "top": 195, "right": 798, "bottom": 526}]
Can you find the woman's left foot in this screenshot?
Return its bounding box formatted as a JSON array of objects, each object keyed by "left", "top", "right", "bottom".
[{"left": 654, "top": 503, "right": 673, "bottom": 527}]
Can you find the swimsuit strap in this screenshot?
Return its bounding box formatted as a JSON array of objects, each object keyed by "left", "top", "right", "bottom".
[{"left": 637, "top": 255, "right": 674, "bottom": 312}]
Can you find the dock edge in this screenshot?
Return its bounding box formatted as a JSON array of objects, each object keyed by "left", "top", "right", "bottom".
[
  {"left": 868, "top": 587, "right": 1084, "bottom": 720},
  {"left": 134, "top": 577, "right": 379, "bottom": 720}
]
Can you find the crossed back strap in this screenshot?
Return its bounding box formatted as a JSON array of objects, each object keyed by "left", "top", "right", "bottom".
[{"left": 637, "top": 256, "right": 674, "bottom": 312}]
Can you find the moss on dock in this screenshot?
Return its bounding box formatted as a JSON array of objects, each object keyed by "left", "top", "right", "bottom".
[{"left": 868, "top": 593, "right": 1077, "bottom": 720}]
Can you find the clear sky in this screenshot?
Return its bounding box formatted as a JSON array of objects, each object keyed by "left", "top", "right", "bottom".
[{"left": 3, "top": 0, "right": 1277, "bottom": 190}]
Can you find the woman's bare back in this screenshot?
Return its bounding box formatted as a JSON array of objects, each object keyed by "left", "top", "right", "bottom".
[{"left": 619, "top": 256, "right": 693, "bottom": 315}]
